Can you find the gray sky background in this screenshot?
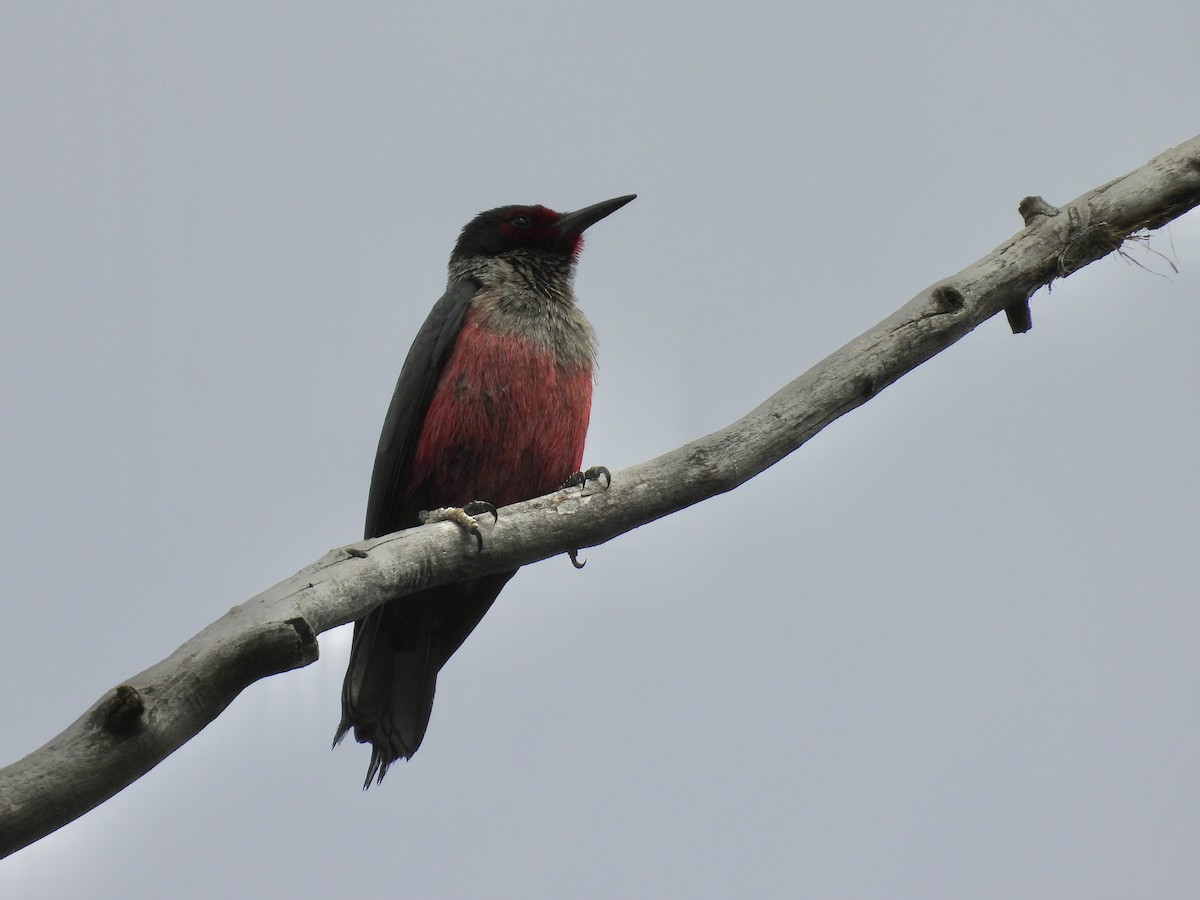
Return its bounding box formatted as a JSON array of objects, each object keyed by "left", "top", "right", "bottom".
[{"left": 3, "top": 3, "right": 1199, "bottom": 897}]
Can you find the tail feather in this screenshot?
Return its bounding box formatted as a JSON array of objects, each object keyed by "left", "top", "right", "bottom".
[
  {"left": 335, "top": 572, "right": 517, "bottom": 786},
  {"left": 337, "top": 607, "right": 438, "bottom": 787}
]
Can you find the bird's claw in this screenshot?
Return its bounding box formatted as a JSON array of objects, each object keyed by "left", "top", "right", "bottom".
[
  {"left": 561, "top": 465, "right": 612, "bottom": 492},
  {"left": 560, "top": 467, "right": 610, "bottom": 569},
  {"left": 462, "top": 500, "right": 499, "bottom": 523},
  {"left": 419, "top": 500, "right": 498, "bottom": 554}
]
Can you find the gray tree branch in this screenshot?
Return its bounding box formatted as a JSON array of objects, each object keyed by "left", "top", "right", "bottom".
[{"left": 3, "top": 134, "right": 1199, "bottom": 859}]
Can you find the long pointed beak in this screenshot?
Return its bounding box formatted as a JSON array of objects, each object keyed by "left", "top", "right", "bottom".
[{"left": 557, "top": 194, "right": 637, "bottom": 236}]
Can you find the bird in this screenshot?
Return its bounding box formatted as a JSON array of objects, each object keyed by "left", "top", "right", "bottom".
[{"left": 335, "top": 194, "right": 636, "bottom": 786}]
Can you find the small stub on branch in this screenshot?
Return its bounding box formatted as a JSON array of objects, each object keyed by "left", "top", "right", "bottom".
[
  {"left": 931, "top": 284, "right": 965, "bottom": 314},
  {"left": 1006, "top": 197, "right": 1060, "bottom": 333},
  {"left": 286, "top": 617, "right": 318, "bottom": 651},
  {"left": 1004, "top": 300, "right": 1033, "bottom": 334},
  {"left": 101, "top": 684, "right": 145, "bottom": 736},
  {"left": 1019, "top": 195, "right": 1061, "bottom": 225}
]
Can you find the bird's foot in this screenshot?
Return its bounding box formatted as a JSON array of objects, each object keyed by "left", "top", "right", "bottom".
[
  {"left": 418, "top": 501, "right": 498, "bottom": 554},
  {"left": 561, "top": 465, "right": 611, "bottom": 492},
  {"left": 561, "top": 465, "right": 612, "bottom": 569}
]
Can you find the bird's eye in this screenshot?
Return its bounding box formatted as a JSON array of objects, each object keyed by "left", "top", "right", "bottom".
[{"left": 509, "top": 214, "right": 532, "bottom": 228}]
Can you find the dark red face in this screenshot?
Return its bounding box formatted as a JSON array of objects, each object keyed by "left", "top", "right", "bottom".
[{"left": 452, "top": 204, "right": 581, "bottom": 262}]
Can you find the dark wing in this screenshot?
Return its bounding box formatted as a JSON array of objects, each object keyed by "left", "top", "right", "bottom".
[{"left": 363, "top": 277, "right": 480, "bottom": 540}]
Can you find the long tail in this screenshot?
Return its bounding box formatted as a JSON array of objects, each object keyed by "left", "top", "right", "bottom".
[
  {"left": 334, "top": 572, "right": 517, "bottom": 787},
  {"left": 335, "top": 605, "right": 437, "bottom": 787}
]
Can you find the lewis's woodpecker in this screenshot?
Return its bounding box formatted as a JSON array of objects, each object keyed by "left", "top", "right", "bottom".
[{"left": 335, "top": 194, "right": 636, "bottom": 785}]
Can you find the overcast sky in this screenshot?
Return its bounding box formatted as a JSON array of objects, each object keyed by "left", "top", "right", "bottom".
[{"left": 3, "top": 3, "right": 1199, "bottom": 897}]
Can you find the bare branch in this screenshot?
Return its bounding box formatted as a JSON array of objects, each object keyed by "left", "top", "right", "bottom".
[{"left": 3, "top": 134, "right": 1198, "bottom": 858}]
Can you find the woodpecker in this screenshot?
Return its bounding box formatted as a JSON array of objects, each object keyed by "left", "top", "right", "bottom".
[{"left": 335, "top": 194, "right": 636, "bottom": 786}]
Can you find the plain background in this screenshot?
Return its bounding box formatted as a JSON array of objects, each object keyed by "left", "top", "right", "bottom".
[{"left": 3, "top": 3, "right": 1199, "bottom": 897}]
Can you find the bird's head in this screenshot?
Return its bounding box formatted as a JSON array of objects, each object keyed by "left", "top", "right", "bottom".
[{"left": 451, "top": 194, "right": 635, "bottom": 263}]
